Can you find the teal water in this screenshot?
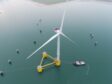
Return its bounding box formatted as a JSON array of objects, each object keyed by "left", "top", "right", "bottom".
[{"left": 0, "top": 0, "right": 112, "bottom": 84}]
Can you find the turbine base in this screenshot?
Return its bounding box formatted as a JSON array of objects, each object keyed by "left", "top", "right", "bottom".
[{"left": 54, "top": 59, "right": 61, "bottom": 67}]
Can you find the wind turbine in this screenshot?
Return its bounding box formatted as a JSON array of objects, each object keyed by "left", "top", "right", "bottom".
[{"left": 26, "top": 1, "right": 78, "bottom": 73}]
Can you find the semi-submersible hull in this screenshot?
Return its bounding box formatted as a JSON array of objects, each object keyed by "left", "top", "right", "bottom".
[{"left": 0, "top": 0, "right": 112, "bottom": 84}]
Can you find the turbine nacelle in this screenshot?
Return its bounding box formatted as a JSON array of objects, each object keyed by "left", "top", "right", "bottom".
[{"left": 54, "top": 28, "right": 61, "bottom": 34}]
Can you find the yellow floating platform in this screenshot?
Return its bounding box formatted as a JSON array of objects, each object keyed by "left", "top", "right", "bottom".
[{"left": 37, "top": 52, "right": 61, "bottom": 73}]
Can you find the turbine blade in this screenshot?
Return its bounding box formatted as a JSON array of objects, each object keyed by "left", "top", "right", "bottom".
[
  {"left": 61, "top": 32, "right": 79, "bottom": 46},
  {"left": 60, "top": 0, "right": 69, "bottom": 31},
  {"left": 26, "top": 33, "right": 59, "bottom": 59},
  {"left": 60, "top": 9, "right": 66, "bottom": 32}
]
